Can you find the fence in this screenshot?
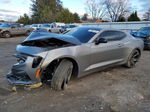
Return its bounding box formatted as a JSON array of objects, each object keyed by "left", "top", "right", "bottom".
[{"left": 81, "top": 21, "right": 150, "bottom": 31}]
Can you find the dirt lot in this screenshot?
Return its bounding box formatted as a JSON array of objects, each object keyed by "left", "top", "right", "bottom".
[{"left": 0, "top": 36, "right": 150, "bottom": 112}]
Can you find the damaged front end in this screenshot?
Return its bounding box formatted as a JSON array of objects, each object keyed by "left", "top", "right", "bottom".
[
  {"left": 7, "top": 30, "right": 80, "bottom": 87},
  {"left": 7, "top": 53, "right": 43, "bottom": 86}
]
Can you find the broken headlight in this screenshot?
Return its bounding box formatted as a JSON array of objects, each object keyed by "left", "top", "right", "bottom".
[{"left": 32, "top": 56, "right": 42, "bottom": 68}]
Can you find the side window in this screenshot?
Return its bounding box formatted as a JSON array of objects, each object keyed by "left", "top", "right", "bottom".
[
  {"left": 12, "top": 24, "right": 21, "bottom": 28},
  {"left": 16, "top": 24, "right": 21, "bottom": 27},
  {"left": 98, "top": 31, "right": 126, "bottom": 41},
  {"left": 11, "top": 24, "right": 16, "bottom": 28}
]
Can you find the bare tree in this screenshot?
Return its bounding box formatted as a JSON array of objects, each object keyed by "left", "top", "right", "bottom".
[
  {"left": 85, "top": 0, "right": 106, "bottom": 20},
  {"left": 143, "top": 9, "right": 150, "bottom": 21},
  {"left": 104, "top": 0, "right": 130, "bottom": 22}
]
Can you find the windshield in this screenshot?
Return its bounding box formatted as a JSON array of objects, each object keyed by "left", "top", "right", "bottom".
[
  {"left": 65, "top": 27, "right": 101, "bottom": 43},
  {"left": 0, "top": 23, "right": 11, "bottom": 27},
  {"left": 32, "top": 24, "right": 38, "bottom": 27}
]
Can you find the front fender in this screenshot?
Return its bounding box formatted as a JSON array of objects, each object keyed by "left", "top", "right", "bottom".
[{"left": 41, "top": 46, "right": 79, "bottom": 70}]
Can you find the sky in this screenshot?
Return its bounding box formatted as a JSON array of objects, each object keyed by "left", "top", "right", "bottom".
[{"left": 0, "top": 0, "right": 150, "bottom": 21}]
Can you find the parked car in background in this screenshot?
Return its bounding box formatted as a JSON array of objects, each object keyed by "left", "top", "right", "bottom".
[
  {"left": 31, "top": 24, "right": 41, "bottom": 30},
  {"left": 131, "top": 27, "right": 150, "bottom": 49},
  {"left": 50, "top": 22, "right": 65, "bottom": 33},
  {"left": 51, "top": 22, "right": 65, "bottom": 28},
  {"left": 24, "top": 25, "right": 32, "bottom": 28},
  {"left": 40, "top": 24, "right": 52, "bottom": 32},
  {"left": 0, "top": 23, "right": 34, "bottom": 38},
  {"left": 65, "top": 24, "right": 78, "bottom": 32},
  {"left": 7, "top": 27, "right": 143, "bottom": 90}
]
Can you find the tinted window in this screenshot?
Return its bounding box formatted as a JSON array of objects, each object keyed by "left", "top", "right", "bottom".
[
  {"left": 11, "top": 24, "right": 21, "bottom": 27},
  {"left": 17, "top": 24, "right": 21, "bottom": 27},
  {"left": 98, "top": 31, "right": 126, "bottom": 41},
  {"left": 65, "top": 27, "right": 101, "bottom": 43}
]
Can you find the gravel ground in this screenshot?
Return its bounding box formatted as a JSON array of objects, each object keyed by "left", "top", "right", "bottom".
[{"left": 0, "top": 36, "right": 150, "bottom": 112}]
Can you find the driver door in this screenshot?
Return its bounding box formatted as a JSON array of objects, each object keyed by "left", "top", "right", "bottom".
[{"left": 89, "top": 30, "right": 126, "bottom": 70}]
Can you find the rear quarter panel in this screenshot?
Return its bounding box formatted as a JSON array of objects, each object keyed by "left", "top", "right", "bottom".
[{"left": 123, "top": 35, "right": 144, "bottom": 62}]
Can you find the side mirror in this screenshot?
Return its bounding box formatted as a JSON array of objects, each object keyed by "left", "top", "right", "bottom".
[{"left": 95, "top": 38, "right": 107, "bottom": 45}]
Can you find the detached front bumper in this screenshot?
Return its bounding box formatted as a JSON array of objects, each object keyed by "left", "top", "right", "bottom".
[
  {"left": 7, "top": 54, "right": 42, "bottom": 86},
  {"left": 7, "top": 74, "right": 35, "bottom": 85}
]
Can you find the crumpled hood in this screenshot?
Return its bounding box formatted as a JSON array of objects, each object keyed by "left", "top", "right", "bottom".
[{"left": 22, "top": 29, "right": 81, "bottom": 45}]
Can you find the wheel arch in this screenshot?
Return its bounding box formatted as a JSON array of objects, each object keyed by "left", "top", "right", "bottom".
[
  {"left": 2, "top": 30, "right": 11, "bottom": 37},
  {"left": 2, "top": 30, "right": 10, "bottom": 34},
  {"left": 135, "top": 48, "right": 141, "bottom": 56},
  {"left": 41, "top": 57, "right": 79, "bottom": 82}
]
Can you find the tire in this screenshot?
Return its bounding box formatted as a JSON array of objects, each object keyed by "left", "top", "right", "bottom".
[
  {"left": 51, "top": 59, "right": 73, "bottom": 90},
  {"left": 125, "top": 49, "right": 141, "bottom": 68},
  {"left": 3, "top": 32, "right": 11, "bottom": 38}
]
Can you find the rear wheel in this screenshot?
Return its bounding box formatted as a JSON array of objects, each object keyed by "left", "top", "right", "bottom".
[
  {"left": 51, "top": 59, "right": 73, "bottom": 90},
  {"left": 3, "top": 32, "right": 11, "bottom": 38},
  {"left": 125, "top": 49, "right": 141, "bottom": 68}
]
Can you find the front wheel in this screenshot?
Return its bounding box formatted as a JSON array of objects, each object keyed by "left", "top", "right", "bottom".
[
  {"left": 51, "top": 59, "right": 73, "bottom": 90},
  {"left": 125, "top": 49, "right": 141, "bottom": 68}
]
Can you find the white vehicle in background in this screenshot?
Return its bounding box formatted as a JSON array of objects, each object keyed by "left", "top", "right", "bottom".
[
  {"left": 40, "top": 24, "right": 52, "bottom": 32},
  {"left": 24, "top": 25, "right": 32, "bottom": 28},
  {"left": 31, "top": 24, "right": 41, "bottom": 30},
  {"left": 49, "top": 22, "right": 65, "bottom": 33}
]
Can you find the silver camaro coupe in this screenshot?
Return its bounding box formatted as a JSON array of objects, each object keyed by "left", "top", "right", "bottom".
[{"left": 7, "top": 27, "right": 144, "bottom": 90}]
